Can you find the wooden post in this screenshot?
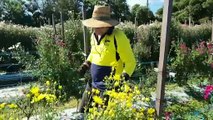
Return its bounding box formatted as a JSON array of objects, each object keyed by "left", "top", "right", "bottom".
[
  {"left": 155, "top": 0, "right": 173, "bottom": 117},
  {"left": 133, "top": 17, "right": 138, "bottom": 44},
  {"left": 52, "top": 14, "right": 56, "bottom": 35},
  {"left": 212, "top": 17, "right": 213, "bottom": 42},
  {"left": 48, "top": 18, "right": 51, "bottom": 25},
  {"left": 82, "top": 3, "right": 89, "bottom": 60},
  {"left": 189, "top": 15, "right": 191, "bottom": 27},
  {"left": 60, "top": 12, "right": 65, "bottom": 41}
]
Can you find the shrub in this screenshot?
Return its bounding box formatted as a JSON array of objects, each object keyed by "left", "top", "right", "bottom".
[
  {"left": 170, "top": 41, "right": 213, "bottom": 85},
  {"left": 116, "top": 21, "right": 135, "bottom": 44},
  {"left": 135, "top": 22, "right": 161, "bottom": 62},
  {"left": 0, "top": 22, "right": 37, "bottom": 51},
  {"left": 179, "top": 23, "right": 212, "bottom": 47},
  {"left": 36, "top": 21, "right": 84, "bottom": 100}
]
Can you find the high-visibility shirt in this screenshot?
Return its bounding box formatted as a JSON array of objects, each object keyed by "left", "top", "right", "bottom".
[{"left": 87, "top": 28, "right": 136, "bottom": 77}]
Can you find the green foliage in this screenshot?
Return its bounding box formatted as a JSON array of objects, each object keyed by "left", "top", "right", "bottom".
[
  {"left": 0, "top": 22, "right": 37, "bottom": 51},
  {"left": 165, "top": 99, "right": 213, "bottom": 119}
]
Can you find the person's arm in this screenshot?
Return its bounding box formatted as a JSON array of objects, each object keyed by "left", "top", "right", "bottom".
[{"left": 115, "top": 30, "right": 136, "bottom": 77}]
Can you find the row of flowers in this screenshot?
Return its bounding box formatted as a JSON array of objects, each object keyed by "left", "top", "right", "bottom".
[{"left": 0, "top": 80, "right": 63, "bottom": 119}]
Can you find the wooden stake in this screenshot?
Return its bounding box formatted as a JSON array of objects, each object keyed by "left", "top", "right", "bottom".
[
  {"left": 156, "top": 0, "right": 173, "bottom": 117},
  {"left": 52, "top": 14, "right": 56, "bottom": 35},
  {"left": 60, "top": 12, "right": 65, "bottom": 41},
  {"left": 82, "top": 4, "right": 89, "bottom": 60},
  {"left": 212, "top": 17, "right": 213, "bottom": 42}
]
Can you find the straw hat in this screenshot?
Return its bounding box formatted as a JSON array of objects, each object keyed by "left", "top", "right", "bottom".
[{"left": 82, "top": 5, "right": 119, "bottom": 28}]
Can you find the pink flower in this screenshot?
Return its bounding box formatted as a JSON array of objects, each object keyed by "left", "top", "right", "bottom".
[
  {"left": 165, "top": 112, "right": 172, "bottom": 120},
  {"left": 196, "top": 41, "right": 207, "bottom": 55},
  {"left": 199, "top": 41, "right": 207, "bottom": 48},
  {"left": 207, "top": 43, "right": 213, "bottom": 54},
  {"left": 210, "top": 63, "right": 213, "bottom": 69},
  {"left": 56, "top": 40, "right": 66, "bottom": 47},
  {"left": 180, "top": 43, "right": 189, "bottom": 54},
  {"left": 204, "top": 85, "right": 213, "bottom": 100}
]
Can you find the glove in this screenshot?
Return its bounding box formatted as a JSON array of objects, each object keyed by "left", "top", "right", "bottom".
[
  {"left": 77, "top": 61, "right": 91, "bottom": 76},
  {"left": 120, "top": 72, "right": 130, "bottom": 81}
]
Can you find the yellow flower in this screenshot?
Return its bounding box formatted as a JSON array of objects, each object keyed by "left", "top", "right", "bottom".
[
  {"left": 95, "top": 89, "right": 100, "bottom": 94},
  {"left": 0, "top": 103, "right": 6, "bottom": 109},
  {"left": 140, "top": 107, "right": 145, "bottom": 112},
  {"left": 113, "top": 75, "right": 120, "bottom": 81},
  {"left": 37, "top": 93, "right": 46, "bottom": 101},
  {"left": 58, "top": 85, "right": 63, "bottom": 90},
  {"left": 93, "top": 96, "right": 103, "bottom": 105},
  {"left": 124, "top": 84, "right": 130, "bottom": 93},
  {"left": 30, "top": 86, "right": 40, "bottom": 96},
  {"left": 8, "top": 104, "right": 18, "bottom": 109},
  {"left": 114, "top": 81, "right": 119, "bottom": 87},
  {"left": 126, "top": 101, "right": 132, "bottom": 108},
  {"left": 92, "top": 88, "right": 96, "bottom": 93},
  {"left": 147, "top": 108, "right": 155, "bottom": 115},
  {"left": 45, "top": 81, "right": 50, "bottom": 86},
  {"left": 145, "top": 98, "right": 150, "bottom": 102},
  {"left": 107, "top": 101, "right": 116, "bottom": 109},
  {"left": 86, "top": 90, "right": 91, "bottom": 95},
  {"left": 45, "top": 94, "right": 56, "bottom": 103},
  {"left": 108, "top": 109, "right": 115, "bottom": 117},
  {"left": 26, "top": 94, "right": 31, "bottom": 98}
]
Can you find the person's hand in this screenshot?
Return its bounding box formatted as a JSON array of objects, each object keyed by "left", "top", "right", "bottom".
[
  {"left": 120, "top": 72, "right": 130, "bottom": 81},
  {"left": 77, "top": 61, "right": 91, "bottom": 76}
]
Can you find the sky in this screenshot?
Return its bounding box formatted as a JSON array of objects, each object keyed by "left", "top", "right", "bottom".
[{"left": 126, "top": 0, "right": 164, "bottom": 14}]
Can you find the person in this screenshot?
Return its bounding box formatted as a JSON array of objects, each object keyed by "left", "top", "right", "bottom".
[{"left": 77, "top": 5, "right": 136, "bottom": 113}]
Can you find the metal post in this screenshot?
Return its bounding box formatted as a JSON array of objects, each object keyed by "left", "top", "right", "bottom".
[
  {"left": 60, "top": 12, "right": 65, "bottom": 41},
  {"left": 156, "top": 0, "right": 173, "bottom": 117}
]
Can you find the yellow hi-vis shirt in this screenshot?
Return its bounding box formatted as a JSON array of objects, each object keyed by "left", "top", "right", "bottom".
[{"left": 87, "top": 28, "right": 136, "bottom": 76}]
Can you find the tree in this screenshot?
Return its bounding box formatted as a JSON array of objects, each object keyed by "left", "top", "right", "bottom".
[
  {"left": 82, "top": 0, "right": 130, "bottom": 21},
  {"left": 1, "top": 0, "right": 24, "bottom": 24},
  {"left": 130, "top": 4, "right": 155, "bottom": 25},
  {"left": 156, "top": 0, "right": 213, "bottom": 24}
]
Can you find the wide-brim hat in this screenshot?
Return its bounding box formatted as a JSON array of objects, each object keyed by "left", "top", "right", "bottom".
[{"left": 82, "top": 5, "right": 119, "bottom": 28}]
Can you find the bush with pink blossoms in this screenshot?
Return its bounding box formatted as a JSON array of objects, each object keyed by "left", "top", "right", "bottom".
[{"left": 171, "top": 41, "right": 213, "bottom": 85}]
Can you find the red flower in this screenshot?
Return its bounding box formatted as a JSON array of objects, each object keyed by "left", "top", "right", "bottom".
[{"left": 204, "top": 85, "right": 213, "bottom": 100}]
